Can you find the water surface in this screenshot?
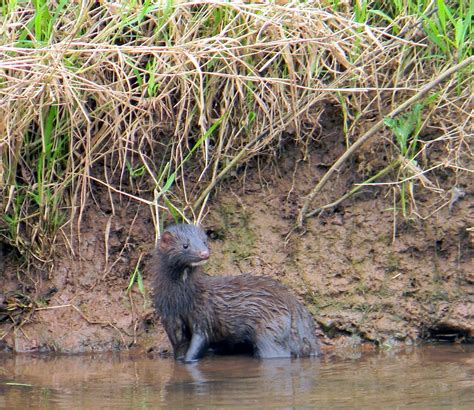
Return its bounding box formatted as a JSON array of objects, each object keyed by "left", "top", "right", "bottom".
[{"left": 0, "top": 345, "right": 472, "bottom": 408}]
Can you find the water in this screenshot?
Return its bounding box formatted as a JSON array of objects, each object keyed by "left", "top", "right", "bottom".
[{"left": 0, "top": 345, "right": 472, "bottom": 409}]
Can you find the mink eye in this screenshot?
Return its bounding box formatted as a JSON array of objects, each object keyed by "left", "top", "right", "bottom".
[{"left": 183, "top": 243, "right": 189, "bottom": 249}]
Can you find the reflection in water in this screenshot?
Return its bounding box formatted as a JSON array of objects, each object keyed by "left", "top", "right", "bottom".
[
  {"left": 0, "top": 345, "right": 473, "bottom": 408},
  {"left": 165, "top": 356, "right": 319, "bottom": 408}
]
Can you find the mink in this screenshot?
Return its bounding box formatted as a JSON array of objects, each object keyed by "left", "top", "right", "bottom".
[{"left": 152, "top": 224, "right": 320, "bottom": 362}]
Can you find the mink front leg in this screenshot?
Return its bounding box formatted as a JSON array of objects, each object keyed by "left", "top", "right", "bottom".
[
  {"left": 162, "top": 317, "right": 190, "bottom": 360},
  {"left": 184, "top": 332, "right": 208, "bottom": 363}
]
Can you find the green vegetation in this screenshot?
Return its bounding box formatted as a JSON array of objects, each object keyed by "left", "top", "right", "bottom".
[
  {"left": 331, "top": 0, "right": 472, "bottom": 62},
  {"left": 127, "top": 256, "right": 145, "bottom": 296},
  {"left": 0, "top": 0, "right": 471, "bottom": 268},
  {"left": 384, "top": 103, "right": 424, "bottom": 217}
]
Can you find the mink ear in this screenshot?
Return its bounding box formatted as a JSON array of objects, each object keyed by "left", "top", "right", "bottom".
[{"left": 160, "top": 231, "right": 173, "bottom": 250}]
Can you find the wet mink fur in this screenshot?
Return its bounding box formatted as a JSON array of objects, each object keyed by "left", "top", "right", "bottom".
[{"left": 152, "top": 224, "right": 320, "bottom": 362}]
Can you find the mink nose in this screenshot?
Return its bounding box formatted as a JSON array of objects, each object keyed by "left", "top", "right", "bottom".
[{"left": 199, "top": 250, "right": 209, "bottom": 260}]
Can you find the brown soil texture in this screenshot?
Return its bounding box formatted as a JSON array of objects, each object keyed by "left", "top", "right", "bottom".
[{"left": 1, "top": 118, "right": 473, "bottom": 353}]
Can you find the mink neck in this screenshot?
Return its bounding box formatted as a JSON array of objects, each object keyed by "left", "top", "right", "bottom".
[{"left": 157, "top": 252, "right": 199, "bottom": 283}]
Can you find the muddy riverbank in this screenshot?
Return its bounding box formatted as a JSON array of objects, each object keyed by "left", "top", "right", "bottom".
[{"left": 1, "top": 123, "right": 472, "bottom": 353}]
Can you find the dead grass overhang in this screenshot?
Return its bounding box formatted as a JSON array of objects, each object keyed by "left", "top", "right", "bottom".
[{"left": 0, "top": 1, "right": 472, "bottom": 266}]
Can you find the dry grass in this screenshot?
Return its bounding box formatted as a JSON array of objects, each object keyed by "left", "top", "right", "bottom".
[{"left": 0, "top": 1, "right": 472, "bottom": 267}]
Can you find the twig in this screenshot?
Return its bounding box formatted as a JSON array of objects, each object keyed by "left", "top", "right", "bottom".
[
  {"left": 306, "top": 159, "right": 400, "bottom": 218},
  {"left": 297, "top": 55, "right": 474, "bottom": 228},
  {"left": 192, "top": 130, "right": 270, "bottom": 211},
  {"left": 35, "top": 304, "right": 129, "bottom": 345}
]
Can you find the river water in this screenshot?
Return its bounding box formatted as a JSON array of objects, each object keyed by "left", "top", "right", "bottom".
[{"left": 0, "top": 345, "right": 472, "bottom": 409}]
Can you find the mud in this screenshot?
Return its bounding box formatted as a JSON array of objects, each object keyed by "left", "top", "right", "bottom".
[{"left": 0, "top": 112, "right": 472, "bottom": 352}]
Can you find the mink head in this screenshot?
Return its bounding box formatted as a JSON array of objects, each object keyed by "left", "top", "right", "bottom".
[{"left": 158, "top": 224, "right": 210, "bottom": 271}]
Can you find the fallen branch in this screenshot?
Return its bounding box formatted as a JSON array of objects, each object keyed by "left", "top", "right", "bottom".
[{"left": 297, "top": 55, "right": 474, "bottom": 228}]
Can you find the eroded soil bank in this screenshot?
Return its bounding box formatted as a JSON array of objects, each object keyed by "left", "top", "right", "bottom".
[{"left": 1, "top": 118, "right": 472, "bottom": 353}]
